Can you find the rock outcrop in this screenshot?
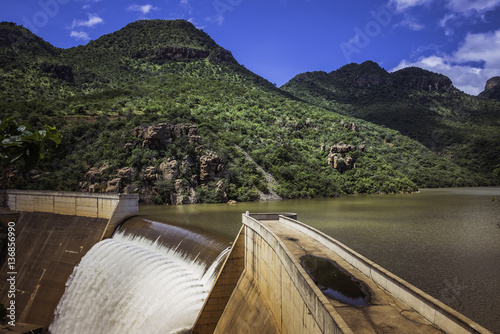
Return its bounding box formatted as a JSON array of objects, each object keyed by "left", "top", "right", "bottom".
[
  {"left": 480, "top": 77, "right": 500, "bottom": 101},
  {"left": 485, "top": 77, "right": 500, "bottom": 91},
  {"left": 133, "top": 123, "right": 201, "bottom": 150},
  {"left": 199, "top": 151, "right": 228, "bottom": 185},
  {"left": 82, "top": 123, "right": 231, "bottom": 204},
  {"left": 392, "top": 67, "right": 456, "bottom": 92},
  {"left": 106, "top": 178, "right": 121, "bottom": 193},
  {"left": 160, "top": 158, "right": 179, "bottom": 181},
  {"left": 143, "top": 166, "right": 157, "bottom": 182},
  {"left": 171, "top": 179, "right": 197, "bottom": 205},
  {"left": 328, "top": 144, "right": 358, "bottom": 173},
  {"left": 134, "top": 123, "right": 173, "bottom": 150}
]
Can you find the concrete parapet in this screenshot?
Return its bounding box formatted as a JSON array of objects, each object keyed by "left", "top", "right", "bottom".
[
  {"left": 278, "top": 215, "right": 493, "bottom": 334},
  {"left": 3, "top": 190, "right": 138, "bottom": 240},
  {"left": 249, "top": 212, "right": 297, "bottom": 221},
  {"left": 242, "top": 215, "right": 352, "bottom": 334}
]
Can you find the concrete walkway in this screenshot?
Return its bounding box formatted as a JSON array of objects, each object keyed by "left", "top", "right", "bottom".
[{"left": 262, "top": 220, "right": 445, "bottom": 334}]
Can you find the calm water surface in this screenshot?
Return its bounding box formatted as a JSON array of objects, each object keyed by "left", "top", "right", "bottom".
[{"left": 140, "top": 187, "right": 500, "bottom": 333}]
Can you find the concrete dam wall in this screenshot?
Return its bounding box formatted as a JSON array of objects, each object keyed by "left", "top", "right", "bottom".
[
  {"left": 193, "top": 214, "right": 493, "bottom": 334},
  {"left": 0, "top": 190, "right": 138, "bottom": 330}
]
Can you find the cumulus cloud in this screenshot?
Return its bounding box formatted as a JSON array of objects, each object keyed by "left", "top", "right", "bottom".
[
  {"left": 392, "top": 29, "right": 500, "bottom": 95},
  {"left": 445, "top": 0, "right": 500, "bottom": 14},
  {"left": 70, "top": 31, "right": 91, "bottom": 41},
  {"left": 71, "top": 14, "right": 104, "bottom": 29},
  {"left": 127, "top": 4, "right": 159, "bottom": 15}
]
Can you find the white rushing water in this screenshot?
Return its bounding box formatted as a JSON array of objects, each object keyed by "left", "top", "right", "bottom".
[{"left": 49, "top": 232, "right": 229, "bottom": 334}]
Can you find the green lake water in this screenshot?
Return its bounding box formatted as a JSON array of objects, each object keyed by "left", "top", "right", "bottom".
[{"left": 140, "top": 187, "right": 500, "bottom": 333}]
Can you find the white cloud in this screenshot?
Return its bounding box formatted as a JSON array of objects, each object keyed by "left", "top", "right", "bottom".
[
  {"left": 452, "top": 30, "right": 500, "bottom": 67},
  {"left": 127, "top": 4, "right": 159, "bottom": 15},
  {"left": 71, "top": 14, "right": 104, "bottom": 29},
  {"left": 389, "top": 0, "right": 433, "bottom": 12},
  {"left": 439, "top": 13, "right": 457, "bottom": 35},
  {"left": 389, "top": 0, "right": 500, "bottom": 13},
  {"left": 179, "top": 0, "right": 193, "bottom": 15},
  {"left": 392, "top": 29, "right": 500, "bottom": 95},
  {"left": 394, "top": 15, "right": 425, "bottom": 30},
  {"left": 70, "top": 31, "right": 90, "bottom": 41},
  {"left": 445, "top": 0, "right": 500, "bottom": 14}
]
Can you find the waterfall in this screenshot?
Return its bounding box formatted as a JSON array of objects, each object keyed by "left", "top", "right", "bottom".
[{"left": 49, "top": 224, "right": 230, "bottom": 334}]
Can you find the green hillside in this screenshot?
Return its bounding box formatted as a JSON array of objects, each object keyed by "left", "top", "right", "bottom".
[
  {"left": 0, "top": 20, "right": 494, "bottom": 204},
  {"left": 282, "top": 61, "right": 500, "bottom": 182}
]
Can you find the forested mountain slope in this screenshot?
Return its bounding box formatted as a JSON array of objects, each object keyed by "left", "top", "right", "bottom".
[
  {"left": 282, "top": 61, "right": 500, "bottom": 183},
  {"left": 0, "top": 21, "right": 494, "bottom": 204}
]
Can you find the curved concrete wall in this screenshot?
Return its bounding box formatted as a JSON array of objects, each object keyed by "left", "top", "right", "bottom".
[
  {"left": 194, "top": 214, "right": 492, "bottom": 334},
  {"left": 194, "top": 214, "right": 354, "bottom": 334}
]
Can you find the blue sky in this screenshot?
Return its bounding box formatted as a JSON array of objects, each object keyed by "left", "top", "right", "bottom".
[{"left": 1, "top": 0, "right": 500, "bottom": 95}]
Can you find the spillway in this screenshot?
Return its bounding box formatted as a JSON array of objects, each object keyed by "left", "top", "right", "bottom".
[{"left": 49, "top": 218, "right": 230, "bottom": 334}]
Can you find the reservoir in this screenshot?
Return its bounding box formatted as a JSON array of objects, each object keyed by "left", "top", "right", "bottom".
[{"left": 140, "top": 187, "right": 500, "bottom": 333}]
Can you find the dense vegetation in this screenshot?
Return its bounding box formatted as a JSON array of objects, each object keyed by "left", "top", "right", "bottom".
[
  {"left": 281, "top": 61, "right": 500, "bottom": 184},
  {"left": 0, "top": 20, "right": 496, "bottom": 204}
]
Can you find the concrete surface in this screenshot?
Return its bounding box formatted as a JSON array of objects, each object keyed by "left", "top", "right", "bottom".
[{"left": 193, "top": 214, "right": 493, "bottom": 334}]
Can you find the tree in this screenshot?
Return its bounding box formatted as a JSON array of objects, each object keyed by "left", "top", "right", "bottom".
[{"left": 0, "top": 117, "right": 62, "bottom": 171}]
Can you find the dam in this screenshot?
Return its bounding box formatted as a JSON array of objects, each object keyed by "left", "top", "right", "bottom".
[
  {"left": 193, "top": 213, "right": 493, "bottom": 333},
  {"left": 0, "top": 190, "right": 495, "bottom": 333}
]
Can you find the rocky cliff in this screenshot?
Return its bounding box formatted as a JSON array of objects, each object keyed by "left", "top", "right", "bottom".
[
  {"left": 480, "top": 77, "right": 500, "bottom": 101},
  {"left": 82, "top": 123, "right": 229, "bottom": 204}
]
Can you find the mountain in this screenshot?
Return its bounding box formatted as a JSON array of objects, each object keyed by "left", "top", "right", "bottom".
[
  {"left": 282, "top": 61, "right": 500, "bottom": 182},
  {"left": 480, "top": 77, "right": 500, "bottom": 101},
  {"left": 0, "top": 21, "right": 496, "bottom": 204}
]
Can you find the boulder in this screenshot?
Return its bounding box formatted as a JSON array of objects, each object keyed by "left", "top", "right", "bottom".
[
  {"left": 143, "top": 166, "right": 157, "bottom": 182},
  {"left": 117, "top": 167, "right": 135, "bottom": 181},
  {"left": 329, "top": 144, "right": 356, "bottom": 154},
  {"left": 171, "top": 179, "right": 197, "bottom": 205},
  {"left": 216, "top": 179, "right": 229, "bottom": 203},
  {"left": 160, "top": 158, "right": 179, "bottom": 180},
  {"left": 85, "top": 162, "right": 109, "bottom": 184},
  {"left": 199, "top": 151, "right": 227, "bottom": 185},
  {"left": 328, "top": 144, "right": 357, "bottom": 173},
  {"left": 134, "top": 123, "right": 173, "bottom": 150},
  {"left": 106, "top": 178, "right": 121, "bottom": 193}
]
